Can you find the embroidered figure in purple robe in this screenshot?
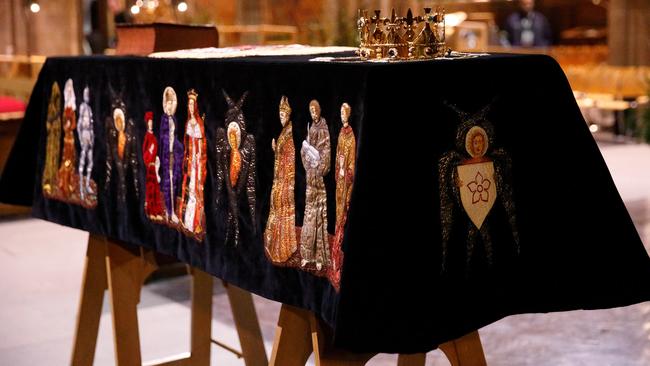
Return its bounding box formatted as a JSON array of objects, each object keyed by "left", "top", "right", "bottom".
[{"left": 159, "top": 87, "right": 184, "bottom": 224}]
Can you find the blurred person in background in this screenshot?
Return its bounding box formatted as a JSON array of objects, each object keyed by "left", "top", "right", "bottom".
[{"left": 505, "top": 0, "right": 552, "bottom": 47}]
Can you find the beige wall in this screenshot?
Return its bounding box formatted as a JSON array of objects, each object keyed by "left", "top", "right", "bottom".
[{"left": 0, "top": 0, "right": 83, "bottom": 56}]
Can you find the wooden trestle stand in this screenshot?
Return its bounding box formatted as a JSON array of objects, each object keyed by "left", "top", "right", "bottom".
[
  {"left": 70, "top": 234, "right": 486, "bottom": 366},
  {"left": 70, "top": 233, "right": 267, "bottom": 366},
  {"left": 269, "top": 305, "right": 487, "bottom": 366}
]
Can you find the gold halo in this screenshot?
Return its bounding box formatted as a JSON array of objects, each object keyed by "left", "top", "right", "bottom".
[
  {"left": 113, "top": 108, "right": 125, "bottom": 131},
  {"left": 465, "top": 126, "right": 488, "bottom": 158},
  {"left": 162, "top": 86, "right": 178, "bottom": 115},
  {"left": 227, "top": 122, "right": 241, "bottom": 149}
]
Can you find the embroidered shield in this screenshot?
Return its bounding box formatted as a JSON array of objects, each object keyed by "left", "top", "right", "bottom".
[{"left": 457, "top": 161, "right": 497, "bottom": 229}]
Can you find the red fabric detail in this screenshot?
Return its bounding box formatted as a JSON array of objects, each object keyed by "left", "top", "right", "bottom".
[
  {"left": 0, "top": 96, "right": 26, "bottom": 113},
  {"left": 143, "top": 132, "right": 165, "bottom": 217}
]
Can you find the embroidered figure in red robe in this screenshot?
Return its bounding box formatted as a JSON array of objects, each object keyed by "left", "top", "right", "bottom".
[{"left": 143, "top": 111, "right": 165, "bottom": 222}]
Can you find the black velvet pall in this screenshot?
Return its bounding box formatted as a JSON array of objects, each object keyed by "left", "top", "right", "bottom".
[{"left": 1, "top": 52, "right": 649, "bottom": 353}]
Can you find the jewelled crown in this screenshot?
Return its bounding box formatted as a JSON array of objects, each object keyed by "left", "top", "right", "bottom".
[{"left": 357, "top": 7, "right": 447, "bottom": 60}]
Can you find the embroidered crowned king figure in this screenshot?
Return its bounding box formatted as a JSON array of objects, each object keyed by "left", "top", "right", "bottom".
[{"left": 264, "top": 96, "right": 298, "bottom": 263}]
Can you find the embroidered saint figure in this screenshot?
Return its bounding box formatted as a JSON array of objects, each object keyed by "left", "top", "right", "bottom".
[
  {"left": 143, "top": 111, "right": 165, "bottom": 222},
  {"left": 439, "top": 102, "right": 519, "bottom": 274},
  {"left": 300, "top": 99, "right": 331, "bottom": 271},
  {"left": 329, "top": 102, "right": 356, "bottom": 290},
  {"left": 77, "top": 86, "right": 97, "bottom": 206},
  {"left": 42, "top": 82, "right": 61, "bottom": 196},
  {"left": 178, "top": 89, "right": 207, "bottom": 240},
  {"left": 160, "top": 87, "right": 184, "bottom": 224},
  {"left": 57, "top": 79, "right": 78, "bottom": 199},
  {"left": 214, "top": 90, "right": 256, "bottom": 246},
  {"left": 105, "top": 99, "right": 139, "bottom": 203},
  {"left": 264, "top": 96, "right": 298, "bottom": 263}
]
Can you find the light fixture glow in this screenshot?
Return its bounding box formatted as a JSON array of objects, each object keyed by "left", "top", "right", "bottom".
[
  {"left": 130, "top": 5, "right": 140, "bottom": 14},
  {"left": 29, "top": 2, "right": 40, "bottom": 13},
  {"left": 445, "top": 12, "right": 467, "bottom": 28},
  {"left": 589, "top": 124, "right": 599, "bottom": 133},
  {"left": 177, "top": 1, "right": 188, "bottom": 12}
]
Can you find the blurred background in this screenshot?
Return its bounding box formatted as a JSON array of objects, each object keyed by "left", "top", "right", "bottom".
[{"left": 1, "top": 0, "right": 649, "bottom": 147}]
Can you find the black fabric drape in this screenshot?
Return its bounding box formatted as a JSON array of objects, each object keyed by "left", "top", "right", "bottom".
[{"left": 1, "top": 52, "right": 649, "bottom": 353}]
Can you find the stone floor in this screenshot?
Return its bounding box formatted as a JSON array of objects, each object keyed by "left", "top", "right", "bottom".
[{"left": 0, "top": 142, "right": 649, "bottom": 366}]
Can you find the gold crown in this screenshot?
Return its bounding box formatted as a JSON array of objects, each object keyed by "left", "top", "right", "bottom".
[
  {"left": 187, "top": 89, "right": 198, "bottom": 101},
  {"left": 357, "top": 7, "right": 447, "bottom": 60}
]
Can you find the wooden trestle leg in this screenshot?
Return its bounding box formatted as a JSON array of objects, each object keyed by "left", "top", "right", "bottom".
[
  {"left": 70, "top": 233, "right": 267, "bottom": 366},
  {"left": 271, "top": 304, "right": 488, "bottom": 366}
]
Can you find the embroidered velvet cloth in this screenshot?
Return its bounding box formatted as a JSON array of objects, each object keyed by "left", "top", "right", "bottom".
[{"left": 1, "top": 53, "right": 649, "bottom": 353}]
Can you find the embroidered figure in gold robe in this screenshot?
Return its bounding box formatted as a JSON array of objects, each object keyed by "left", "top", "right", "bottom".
[
  {"left": 264, "top": 96, "right": 298, "bottom": 263},
  {"left": 178, "top": 89, "right": 207, "bottom": 240},
  {"left": 439, "top": 101, "right": 519, "bottom": 274},
  {"left": 300, "top": 99, "right": 331, "bottom": 271},
  {"left": 43, "top": 82, "right": 61, "bottom": 196},
  {"left": 328, "top": 103, "right": 356, "bottom": 290},
  {"left": 214, "top": 90, "right": 257, "bottom": 246},
  {"left": 57, "top": 79, "right": 78, "bottom": 199}
]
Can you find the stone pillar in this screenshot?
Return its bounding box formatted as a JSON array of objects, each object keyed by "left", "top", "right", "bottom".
[
  {"left": 608, "top": 0, "right": 650, "bottom": 66},
  {"left": 0, "top": 0, "right": 83, "bottom": 56}
]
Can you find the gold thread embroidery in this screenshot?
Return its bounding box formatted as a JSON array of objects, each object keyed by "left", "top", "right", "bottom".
[
  {"left": 214, "top": 90, "right": 257, "bottom": 246},
  {"left": 264, "top": 96, "right": 298, "bottom": 263},
  {"left": 328, "top": 102, "right": 356, "bottom": 291},
  {"left": 42, "top": 82, "right": 61, "bottom": 196},
  {"left": 43, "top": 80, "right": 97, "bottom": 208}
]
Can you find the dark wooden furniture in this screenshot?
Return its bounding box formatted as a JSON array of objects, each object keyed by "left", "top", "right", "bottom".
[{"left": 115, "top": 23, "right": 219, "bottom": 56}]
